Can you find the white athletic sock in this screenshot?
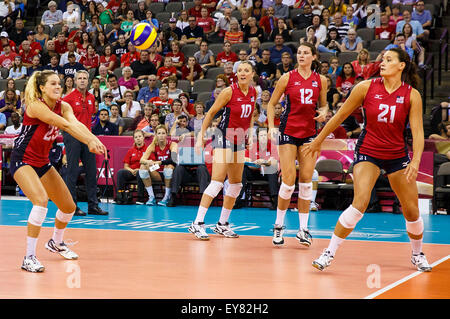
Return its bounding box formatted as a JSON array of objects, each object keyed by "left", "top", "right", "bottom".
[
  {"left": 299, "top": 212, "right": 309, "bottom": 230},
  {"left": 146, "top": 186, "right": 154, "bottom": 199},
  {"left": 311, "top": 190, "right": 317, "bottom": 202},
  {"left": 163, "top": 187, "right": 171, "bottom": 200},
  {"left": 410, "top": 238, "right": 423, "bottom": 255},
  {"left": 275, "top": 208, "right": 287, "bottom": 226},
  {"left": 219, "top": 207, "right": 232, "bottom": 225},
  {"left": 52, "top": 228, "right": 65, "bottom": 245},
  {"left": 26, "top": 236, "right": 38, "bottom": 257},
  {"left": 327, "top": 234, "right": 345, "bottom": 256},
  {"left": 194, "top": 206, "right": 208, "bottom": 224}
]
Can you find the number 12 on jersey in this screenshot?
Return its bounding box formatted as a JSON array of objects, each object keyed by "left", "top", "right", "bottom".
[
  {"left": 240, "top": 104, "right": 252, "bottom": 118},
  {"left": 377, "top": 104, "right": 396, "bottom": 123}
]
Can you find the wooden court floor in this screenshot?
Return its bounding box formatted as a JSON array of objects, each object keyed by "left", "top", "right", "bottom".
[{"left": 0, "top": 225, "right": 448, "bottom": 299}]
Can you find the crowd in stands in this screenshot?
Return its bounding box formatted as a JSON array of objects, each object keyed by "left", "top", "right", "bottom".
[{"left": 0, "top": 0, "right": 447, "bottom": 211}]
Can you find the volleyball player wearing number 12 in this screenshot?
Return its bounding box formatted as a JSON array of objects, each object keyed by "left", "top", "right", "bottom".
[
  {"left": 189, "top": 61, "right": 256, "bottom": 240},
  {"left": 10, "top": 71, "right": 107, "bottom": 272},
  {"left": 305, "top": 48, "right": 432, "bottom": 272},
  {"left": 267, "top": 42, "right": 328, "bottom": 247}
]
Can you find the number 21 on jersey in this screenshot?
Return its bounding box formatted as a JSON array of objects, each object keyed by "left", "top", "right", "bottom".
[{"left": 377, "top": 104, "right": 396, "bottom": 123}]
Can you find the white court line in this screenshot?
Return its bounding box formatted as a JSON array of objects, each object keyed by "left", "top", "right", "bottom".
[{"left": 364, "top": 255, "right": 450, "bottom": 299}]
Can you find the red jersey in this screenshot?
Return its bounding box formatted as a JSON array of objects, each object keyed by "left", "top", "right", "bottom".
[
  {"left": 123, "top": 144, "right": 148, "bottom": 169},
  {"left": 157, "top": 66, "right": 177, "bottom": 81},
  {"left": 150, "top": 141, "right": 173, "bottom": 172},
  {"left": 217, "top": 51, "right": 238, "bottom": 65},
  {"left": 100, "top": 54, "right": 117, "bottom": 69},
  {"left": 0, "top": 52, "right": 18, "bottom": 69},
  {"left": 356, "top": 78, "right": 412, "bottom": 160},
  {"left": 55, "top": 39, "right": 68, "bottom": 55},
  {"left": 165, "top": 51, "right": 185, "bottom": 68},
  {"left": 280, "top": 70, "right": 322, "bottom": 139},
  {"left": 121, "top": 51, "right": 140, "bottom": 67},
  {"left": 11, "top": 99, "right": 62, "bottom": 167},
  {"left": 218, "top": 83, "right": 256, "bottom": 143},
  {"left": 79, "top": 54, "right": 100, "bottom": 69},
  {"left": 19, "top": 49, "right": 36, "bottom": 65},
  {"left": 62, "top": 89, "right": 96, "bottom": 130}
]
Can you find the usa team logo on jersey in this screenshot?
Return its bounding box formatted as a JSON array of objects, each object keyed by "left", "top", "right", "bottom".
[
  {"left": 374, "top": 94, "right": 383, "bottom": 99},
  {"left": 311, "top": 81, "right": 318, "bottom": 87},
  {"left": 396, "top": 96, "right": 404, "bottom": 104}
]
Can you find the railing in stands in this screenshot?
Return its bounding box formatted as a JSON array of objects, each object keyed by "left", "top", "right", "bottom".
[
  {"left": 438, "top": 28, "right": 448, "bottom": 86},
  {"left": 422, "top": 53, "right": 435, "bottom": 113}
]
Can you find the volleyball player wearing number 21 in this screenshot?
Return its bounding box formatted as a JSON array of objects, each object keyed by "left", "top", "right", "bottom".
[
  {"left": 189, "top": 61, "right": 256, "bottom": 240},
  {"left": 267, "top": 42, "right": 328, "bottom": 247},
  {"left": 10, "top": 70, "right": 107, "bottom": 272},
  {"left": 305, "top": 48, "right": 432, "bottom": 272}
]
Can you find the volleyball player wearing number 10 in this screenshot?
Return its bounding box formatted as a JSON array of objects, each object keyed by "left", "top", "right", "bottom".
[
  {"left": 305, "top": 48, "right": 432, "bottom": 272},
  {"left": 267, "top": 42, "right": 328, "bottom": 247},
  {"left": 189, "top": 61, "right": 257, "bottom": 240}
]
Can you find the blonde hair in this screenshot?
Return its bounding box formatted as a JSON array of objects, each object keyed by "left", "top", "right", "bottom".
[
  {"left": 25, "top": 70, "right": 59, "bottom": 106},
  {"left": 150, "top": 124, "right": 168, "bottom": 149}
]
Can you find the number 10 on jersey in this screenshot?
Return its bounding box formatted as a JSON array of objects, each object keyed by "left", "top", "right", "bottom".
[{"left": 240, "top": 104, "right": 252, "bottom": 118}]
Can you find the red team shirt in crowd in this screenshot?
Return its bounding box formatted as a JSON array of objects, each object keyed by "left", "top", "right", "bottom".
[
  {"left": 121, "top": 51, "right": 140, "bottom": 67},
  {"left": 79, "top": 54, "right": 100, "bottom": 70},
  {"left": 280, "top": 69, "right": 322, "bottom": 139},
  {"left": 218, "top": 83, "right": 256, "bottom": 143},
  {"left": 55, "top": 39, "right": 68, "bottom": 55},
  {"left": 165, "top": 51, "right": 185, "bottom": 68},
  {"left": 0, "top": 51, "right": 18, "bottom": 68},
  {"left": 11, "top": 99, "right": 62, "bottom": 167},
  {"left": 150, "top": 142, "right": 173, "bottom": 172},
  {"left": 99, "top": 54, "right": 117, "bottom": 69},
  {"left": 157, "top": 66, "right": 177, "bottom": 81},
  {"left": 356, "top": 78, "right": 412, "bottom": 160},
  {"left": 217, "top": 51, "right": 238, "bottom": 65}
]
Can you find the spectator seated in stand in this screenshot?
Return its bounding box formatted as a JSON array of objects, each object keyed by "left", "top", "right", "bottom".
[
  {"left": 4, "top": 110, "right": 22, "bottom": 134},
  {"left": 109, "top": 104, "right": 125, "bottom": 135},
  {"left": 141, "top": 113, "right": 161, "bottom": 137},
  {"left": 339, "top": 28, "right": 363, "bottom": 53},
  {"left": 137, "top": 74, "right": 159, "bottom": 106},
  {"left": 0, "top": 88, "right": 21, "bottom": 120},
  {"left": 92, "top": 109, "right": 119, "bottom": 136},
  {"left": 118, "top": 66, "right": 139, "bottom": 94},
  {"left": 149, "top": 87, "right": 174, "bottom": 122},
  {"left": 216, "top": 41, "right": 238, "bottom": 67},
  {"left": 121, "top": 90, "right": 142, "bottom": 119},
  {"left": 169, "top": 114, "right": 193, "bottom": 142}
]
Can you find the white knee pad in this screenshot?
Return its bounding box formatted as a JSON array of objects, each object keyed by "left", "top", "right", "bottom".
[
  {"left": 279, "top": 182, "right": 295, "bottom": 200},
  {"left": 406, "top": 217, "right": 424, "bottom": 235},
  {"left": 28, "top": 206, "right": 48, "bottom": 227},
  {"left": 139, "top": 169, "right": 150, "bottom": 179},
  {"left": 163, "top": 167, "right": 173, "bottom": 179},
  {"left": 298, "top": 182, "right": 313, "bottom": 201},
  {"left": 226, "top": 183, "right": 243, "bottom": 199},
  {"left": 204, "top": 180, "right": 224, "bottom": 198},
  {"left": 338, "top": 205, "right": 364, "bottom": 229},
  {"left": 56, "top": 209, "right": 75, "bottom": 223},
  {"left": 312, "top": 169, "right": 319, "bottom": 182}
]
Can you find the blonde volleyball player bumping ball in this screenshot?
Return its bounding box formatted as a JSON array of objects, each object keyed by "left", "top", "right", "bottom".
[
  {"left": 11, "top": 70, "right": 107, "bottom": 272},
  {"left": 130, "top": 23, "right": 158, "bottom": 50}
]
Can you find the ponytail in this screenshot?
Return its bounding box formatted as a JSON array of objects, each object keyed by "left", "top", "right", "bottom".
[{"left": 25, "top": 70, "right": 59, "bottom": 106}]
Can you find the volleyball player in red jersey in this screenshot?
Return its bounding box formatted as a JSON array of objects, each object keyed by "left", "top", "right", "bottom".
[
  {"left": 267, "top": 42, "right": 328, "bottom": 247},
  {"left": 305, "top": 48, "right": 432, "bottom": 272},
  {"left": 11, "top": 70, "right": 106, "bottom": 272},
  {"left": 189, "top": 61, "right": 257, "bottom": 240},
  {"left": 139, "top": 124, "right": 177, "bottom": 206}
]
